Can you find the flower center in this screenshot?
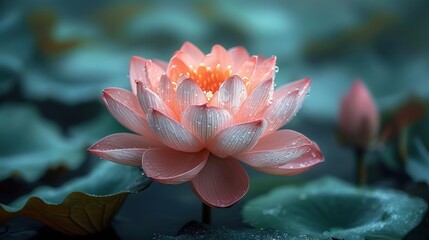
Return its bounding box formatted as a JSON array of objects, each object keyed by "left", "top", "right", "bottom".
[{"left": 187, "top": 63, "right": 232, "bottom": 99}]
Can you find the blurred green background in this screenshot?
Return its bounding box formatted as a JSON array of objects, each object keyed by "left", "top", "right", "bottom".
[{"left": 1, "top": 0, "right": 428, "bottom": 239}]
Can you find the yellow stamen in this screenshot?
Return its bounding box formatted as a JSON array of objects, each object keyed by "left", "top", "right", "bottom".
[{"left": 187, "top": 63, "right": 232, "bottom": 95}]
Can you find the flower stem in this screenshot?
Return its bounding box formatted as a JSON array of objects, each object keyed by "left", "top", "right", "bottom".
[
  {"left": 355, "top": 148, "right": 366, "bottom": 187},
  {"left": 202, "top": 203, "right": 211, "bottom": 225},
  {"left": 398, "top": 128, "right": 409, "bottom": 168}
]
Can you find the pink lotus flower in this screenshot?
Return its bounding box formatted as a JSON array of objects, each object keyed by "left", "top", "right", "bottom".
[
  {"left": 88, "top": 42, "right": 323, "bottom": 207},
  {"left": 339, "top": 80, "right": 379, "bottom": 148}
]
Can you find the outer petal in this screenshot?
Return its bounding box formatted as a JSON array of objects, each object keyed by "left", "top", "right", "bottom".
[
  {"left": 235, "top": 78, "right": 274, "bottom": 123},
  {"left": 262, "top": 90, "right": 299, "bottom": 136},
  {"left": 262, "top": 78, "right": 311, "bottom": 136},
  {"left": 228, "top": 46, "right": 250, "bottom": 72},
  {"left": 142, "top": 149, "right": 209, "bottom": 184},
  {"left": 145, "top": 59, "right": 165, "bottom": 90},
  {"left": 273, "top": 78, "right": 311, "bottom": 101},
  {"left": 208, "top": 119, "right": 267, "bottom": 158},
  {"left": 179, "top": 42, "right": 205, "bottom": 63},
  {"left": 102, "top": 88, "right": 156, "bottom": 139},
  {"left": 129, "top": 56, "right": 150, "bottom": 94},
  {"left": 256, "top": 142, "right": 323, "bottom": 176},
  {"left": 175, "top": 78, "right": 208, "bottom": 113},
  {"left": 129, "top": 57, "right": 164, "bottom": 94},
  {"left": 190, "top": 155, "right": 249, "bottom": 208},
  {"left": 88, "top": 133, "right": 159, "bottom": 166},
  {"left": 148, "top": 109, "right": 203, "bottom": 152},
  {"left": 181, "top": 104, "right": 233, "bottom": 145},
  {"left": 235, "top": 130, "right": 322, "bottom": 168},
  {"left": 158, "top": 73, "right": 176, "bottom": 110},
  {"left": 210, "top": 75, "right": 247, "bottom": 114},
  {"left": 136, "top": 81, "right": 177, "bottom": 119}
]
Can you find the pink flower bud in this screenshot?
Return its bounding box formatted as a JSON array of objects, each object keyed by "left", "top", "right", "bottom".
[{"left": 339, "top": 80, "right": 379, "bottom": 148}]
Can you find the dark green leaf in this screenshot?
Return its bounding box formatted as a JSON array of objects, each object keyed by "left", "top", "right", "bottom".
[
  {"left": 0, "top": 104, "right": 86, "bottom": 182},
  {"left": 0, "top": 161, "right": 151, "bottom": 235},
  {"left": 243, "top": 177, "right": 427, "bottom": 240},
  {"left": 154, "top": 220, "right": 315, "bottom": 240}
]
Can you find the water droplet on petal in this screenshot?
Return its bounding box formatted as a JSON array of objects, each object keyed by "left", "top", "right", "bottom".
[{"left": 274, "top": 66, "right": 279, "bottom": 73}]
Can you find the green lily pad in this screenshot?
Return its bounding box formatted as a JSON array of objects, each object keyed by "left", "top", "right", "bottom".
[
  {"left": 0, "top": 161, "right": 151, "bottom": 235},
  {"left": 403, "top": 182, "right": 429, "bottom": 240},
  {"left": 0, "top": 3, "right": 35, "bottom": 76},
  {"left": 154, "top": 220, "right": 315, "bottom": 240},
  {"left": 21, "top": 45, "right": 131, "bottom": 104},
  {"left": 0, "top": 104, "right": 86, "bottom": 182},
  {"left": 243, "top": 177, "right": 427, "bottom": 240}
]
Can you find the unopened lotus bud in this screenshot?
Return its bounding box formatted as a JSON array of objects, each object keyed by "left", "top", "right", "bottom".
[{"left": 339, "top": 80, "right": 379, "bottom": 149}]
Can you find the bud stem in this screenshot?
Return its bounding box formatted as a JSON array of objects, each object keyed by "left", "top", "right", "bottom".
[
  {"left": 355, "top": 148, "right": 366, "bottom": 186},
  {"left": 202, "top": 203, "right": 211, "bottom": 225},
  {"left": 398, "top": 128, "right": 409, "bottom": 168}
]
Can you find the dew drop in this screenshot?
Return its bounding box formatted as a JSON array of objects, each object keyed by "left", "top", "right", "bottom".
[{"left": 274, "top": 66, "right": 279, "bottom": 73}]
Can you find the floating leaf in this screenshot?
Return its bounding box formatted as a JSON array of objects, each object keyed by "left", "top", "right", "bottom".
[
  {"left": 154, "top": 220, "right": 314, "bottom": 240},
  {"left": 0, "top": 104, "right": 85, "bottom": 182},
  {"left": 21, "top": 44, "right": 131, "bottom": 104},
  {"left": 125, "top": 6, "right": 208, "bottom": 45},
  {"left": 0, "top": 2, "right": 35, "bottom": 75},
  {"left": 403, "top": 182, "right": 429, "bottom": 240},
  {"left": 243, "top": 177, "right": 427, "bottom": 240},
  {"left": 0, "top": 161, "right": 151, "bottom": 235}
]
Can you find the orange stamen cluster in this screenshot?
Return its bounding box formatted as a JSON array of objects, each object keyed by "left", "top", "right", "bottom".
[{"left": 187, "top": 63, "right": 232, "bottom": 94}]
